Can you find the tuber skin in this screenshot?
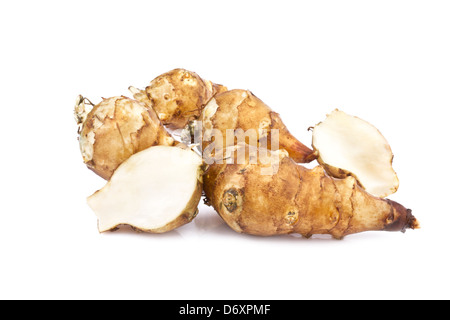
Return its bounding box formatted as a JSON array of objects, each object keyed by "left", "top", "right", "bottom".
[
  {"left": 75, "top": 95, "right": 175, "bottom": 180},
  {"left": 203, "top": 145, "right": 419, "bottom": 239},
  {"left": 130, "top": 68, "right": 227, "bottom": 130},
  {"left": 200, "top": 89, "right": 317, "bottom": 163}
]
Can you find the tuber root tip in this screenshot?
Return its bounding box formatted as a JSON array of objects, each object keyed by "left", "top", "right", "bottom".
[
  {"left": 404, "top": 209, "right": 420, "bottom": 232},
  {"left": 384, "top": 200, "right": 419, "bottom": 233}
]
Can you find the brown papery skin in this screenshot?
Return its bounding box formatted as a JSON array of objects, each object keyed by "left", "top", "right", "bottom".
[
  {"left": 203, "top": 146, "right": 419, "bottom": 239},
  {"left": 202, "top": 89, "right": 317, "bottom": 163},
  {"left": 132, "top": 68, "right": 227, "bottom": 130},
  {"left": 79, "top": 96, "right": 175, "bottom": 180}
]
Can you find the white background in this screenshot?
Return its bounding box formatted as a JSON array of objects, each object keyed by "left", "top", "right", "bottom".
[{"left": 1, "top": 0, "right": 449, "bottom": 300}]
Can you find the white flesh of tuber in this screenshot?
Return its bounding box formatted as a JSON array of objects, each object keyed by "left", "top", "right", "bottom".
[
  {"left": 87, "top": 146, "right": 203, "bottom": 233},
  {"left": 312, "top": 109, "right": 399, "bottom": 198}
]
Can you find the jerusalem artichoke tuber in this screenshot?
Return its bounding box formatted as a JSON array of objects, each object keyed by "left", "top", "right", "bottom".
[
  {"left": 75, "top": 95, "right": 175, "bottom": 180},
  {"left": 197, "top": 89, "right": 317, "bottom": 163},
  {"left": 129, "top": 68, "right": 227, "bottom": 130},
  {"left": 203, "top": 144, "right": 418, "bottom": 239}
]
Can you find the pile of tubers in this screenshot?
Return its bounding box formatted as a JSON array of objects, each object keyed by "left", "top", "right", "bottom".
[{"left": 75, "top": 68, "right": 419, "bottom": 239}]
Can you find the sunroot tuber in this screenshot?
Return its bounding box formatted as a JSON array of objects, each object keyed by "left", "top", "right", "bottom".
[
  {"left": 129, "top": 68, "right": 227, "bottom": 130},
  {"left": 197, "top": 89, "right": 317, "bottom": 163},
  {"left": 203, "top": 144, "right": 418, "bottom": 239},
  {"left": 75, "top": 95, "right": 175, "bottom": 180}
]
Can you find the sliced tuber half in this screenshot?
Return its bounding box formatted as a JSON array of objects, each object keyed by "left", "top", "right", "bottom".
[
  {"left": 312, "top": 109, "right": 399, "bottom": 198},
  {"left": 87, "top": 145, "right": 203, "bottom": 233}
]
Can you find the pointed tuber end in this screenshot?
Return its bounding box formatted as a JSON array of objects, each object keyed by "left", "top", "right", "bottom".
[
  {"left": 304, "top": 150, "right": 319, "bottom": 163},
  {"left": 404, "top": 209, "right": 420, "bottom": 231},
  {"left": 284, "top": 140, "right": 318, "bottom": 163},
  {"left": 384, "top": 200, "right": 419, "bottom": 233}
]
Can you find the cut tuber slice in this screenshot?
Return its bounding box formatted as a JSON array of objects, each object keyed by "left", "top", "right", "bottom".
[
  {"left": 312, "top": 109, "right": 399, "bottom": 198},
  {"left": 87, "top": 145, "right": 203, "bottom": 233}
]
